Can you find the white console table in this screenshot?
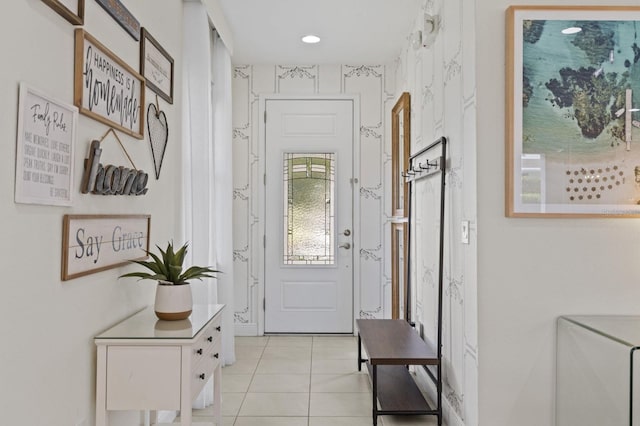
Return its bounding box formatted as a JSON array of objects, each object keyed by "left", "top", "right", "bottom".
[{"left": 95, "top": 304, "right": 225, "bottom": 426}]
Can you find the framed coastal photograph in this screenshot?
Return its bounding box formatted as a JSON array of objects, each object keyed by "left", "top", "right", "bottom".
[
  {"left": 141, "top": 28, "right": 174, "bottom": 104},
  {"left": 506, "top": 6, "right": 640, "bottom": 217}
]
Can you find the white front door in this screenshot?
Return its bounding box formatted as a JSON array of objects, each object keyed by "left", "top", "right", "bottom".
[{"left": 264, "top": 99, "right": 354, "bottom": 333}]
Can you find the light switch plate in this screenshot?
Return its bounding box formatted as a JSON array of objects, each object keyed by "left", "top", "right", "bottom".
[{"left": 461, "top": 220, "right": 470, "bottom": 244}]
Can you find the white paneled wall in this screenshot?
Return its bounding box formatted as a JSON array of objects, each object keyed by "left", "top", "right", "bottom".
[
  {"left": 397, "top": 0, "right": 478, "bottom": 425},
  {"left": 231, "top": 64, "right": 395, "bottom": 334}
]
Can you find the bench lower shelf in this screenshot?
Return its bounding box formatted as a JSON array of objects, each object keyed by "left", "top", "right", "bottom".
[{"left": 366, "top": 363, "right": 436, "bottom": 415}]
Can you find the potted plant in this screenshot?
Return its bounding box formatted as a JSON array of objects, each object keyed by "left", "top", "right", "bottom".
[{"left": 120, "top": 241, "right": 218, "bottom": 320}]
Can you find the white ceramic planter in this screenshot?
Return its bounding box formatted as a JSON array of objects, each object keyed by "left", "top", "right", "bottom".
[{"left": 154, "top": 282, "right": 193, "bottom": 320}]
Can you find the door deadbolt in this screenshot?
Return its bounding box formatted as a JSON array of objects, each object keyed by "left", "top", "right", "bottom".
[{"left": 343, "top": 229, "right": 351, "bottom": 236}]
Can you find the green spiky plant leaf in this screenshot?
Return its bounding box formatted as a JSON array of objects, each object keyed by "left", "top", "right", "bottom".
[{"left": 119, "top": 241, "right": 218, "bottom": 285}]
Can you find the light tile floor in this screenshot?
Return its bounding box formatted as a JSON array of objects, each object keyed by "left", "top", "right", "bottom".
[{"left": 177, "top": 335, "right": 438, "bottom": 426}]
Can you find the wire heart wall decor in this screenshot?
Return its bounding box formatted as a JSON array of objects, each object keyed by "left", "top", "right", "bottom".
[{"left": 147, "top": 100, "right": 168, "bottom": 180}]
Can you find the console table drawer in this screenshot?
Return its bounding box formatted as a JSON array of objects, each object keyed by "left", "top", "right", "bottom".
[
  {"left": 191, "top": 339, "right": 221, "bottom": 398},
  {"left": 106, "top": 346, "right": 181, "bottom": 410},
  {"left": 192, "top": 317, "right": 222, "bottom": 358}
]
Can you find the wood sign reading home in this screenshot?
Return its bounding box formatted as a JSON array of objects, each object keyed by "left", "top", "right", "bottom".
[
  {"left": 74, "top": 29, "right": 145, "bottom": 139},
  {"left": 62, "top": 214, "right": 150, "bottom": 280},
  {"left": 80, "top": 140, "right": 149, "bottom": 195}
]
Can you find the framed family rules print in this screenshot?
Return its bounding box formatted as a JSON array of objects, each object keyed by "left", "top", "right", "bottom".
[
  {"left": 506, "top": 6, "right": 640, "bottom": 217},
  {"left": 15, "top": 83, "right": 77, "bottom": 206}
]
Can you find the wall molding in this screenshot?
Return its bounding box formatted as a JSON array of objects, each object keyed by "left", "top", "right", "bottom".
[{"left": 234, "top": 323, "right": 258, "bottom": 336}]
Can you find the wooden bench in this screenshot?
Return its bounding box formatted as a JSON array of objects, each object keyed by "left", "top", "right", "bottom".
[{"left": 357, "top": 319, "right": 441, "bottom": 426}]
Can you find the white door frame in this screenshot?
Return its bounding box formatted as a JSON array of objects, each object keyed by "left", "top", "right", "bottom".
[{"left": 258, "top": 94, "right": 361, "bottom": 336}]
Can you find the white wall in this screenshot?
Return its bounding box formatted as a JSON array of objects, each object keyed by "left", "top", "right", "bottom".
[
  {"left": 396, "top": 0, "right": 478, "bottom": 425},
  {"left": 477, "top": 0, "right": 640, "bottom": 425},
  {"left": 231, "top": 64, "right": 396, "bottom": 334},
  {"left": 0, "top": 1, "right": 183, "bottom": 425}
]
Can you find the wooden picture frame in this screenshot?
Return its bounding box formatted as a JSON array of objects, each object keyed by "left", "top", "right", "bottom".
[
  {"left": 74, "top": 29, "right": 145, "bottom": 139},
  {"left": 506, "top": 6, "right": 640, "bottom": 217},
  {"left": 94, "top": 0, "right": 140, "bottom": 40},
  {"left": 15, "top": 83, "right": 78, "bottom": 206},
  {"left": 391, "top": 222, "right": 408, "bottom": 320},
  {"left": 62, "top": 214, "right": 150, "bottom": 280},
  {"left": 141, "top": 28, "right": 174, "bottom": 104},
  {"left": 41, "top": 0, "right": 84, "bottom": 25},
  {"left": 392, "top": 92, "right": 410, "bottom": 217}
]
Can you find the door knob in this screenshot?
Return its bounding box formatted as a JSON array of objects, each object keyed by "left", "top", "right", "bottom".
[
  {"left": 339, "top": 243, "right": 351, "bottom": 249},
  {"left": 343, "top": 229, "right": 351, "bottom": 236}
]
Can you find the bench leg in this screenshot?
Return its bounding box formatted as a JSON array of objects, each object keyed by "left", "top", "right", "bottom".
[
  {"left": 372, "top": 365, "right": 378, "bottom": 426},
  {"left": 358, "top": 333, "right": 362, "bottom": 371}
]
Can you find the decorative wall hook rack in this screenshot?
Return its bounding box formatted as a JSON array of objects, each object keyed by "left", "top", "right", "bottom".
[{"left": 403, "top": 140, "right": 445, "bottom": 183}]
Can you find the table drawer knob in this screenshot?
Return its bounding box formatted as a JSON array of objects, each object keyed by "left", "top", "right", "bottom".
[
  {"left": 216, "top": 326, "right": 221, "bottom": 332},
  {"left": 199, "top": 373, "right": 205, "bottom": 380},
  {"left": 196, "top": 348, "right": 203, "bottom": 355},
  {"left": 207, "top": 336, "right": 213, "bottom": 342},
  {"left": 213, "top": 353, "right": 219, "bottom": 359}
]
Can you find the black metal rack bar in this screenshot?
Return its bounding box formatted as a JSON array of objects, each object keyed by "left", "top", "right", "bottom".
[{"left": 405, "top": 136, "right": 447, "bottom": 426}]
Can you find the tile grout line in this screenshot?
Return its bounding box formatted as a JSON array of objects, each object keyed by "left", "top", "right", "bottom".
[{"left": 232, "top": 336, "right": 268, "bottom": 425}]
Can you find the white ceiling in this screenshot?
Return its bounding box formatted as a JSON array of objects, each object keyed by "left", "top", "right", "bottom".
[{"left": 217, "top": 0, "right": 421, "bottom": 64}]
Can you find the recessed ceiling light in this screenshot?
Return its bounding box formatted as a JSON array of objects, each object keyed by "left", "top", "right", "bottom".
[
  {"left": 301, "top": 35, "right": 321, "bottom": 44},
  {"left": 561, "top": 27, "right": 582, "bottom": 35}
]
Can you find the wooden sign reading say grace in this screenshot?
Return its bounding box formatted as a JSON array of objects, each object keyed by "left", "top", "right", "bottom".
[
  {"left": 74, "top": 29, "right": 145, "bottom": 139},
  {"left": 62, "top": 214, "right": 150, "bottom": 280}
]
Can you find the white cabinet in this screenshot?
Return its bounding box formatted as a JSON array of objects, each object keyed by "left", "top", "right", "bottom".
[{"left": 95, "top": 304, "right": 225, "bottom": 426}]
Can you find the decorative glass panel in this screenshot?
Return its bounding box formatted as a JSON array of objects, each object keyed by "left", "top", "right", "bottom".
[{"left": 283, "top": 153, "right": 335, "bottom": 265}]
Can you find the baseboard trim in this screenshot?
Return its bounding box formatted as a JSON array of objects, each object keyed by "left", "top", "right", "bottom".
[
  {"left": 235, "top": 323, "right": 258, "bottom": 336},
  {"left": 156, "top": 410, "right": 176, "bottom": 423}
]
